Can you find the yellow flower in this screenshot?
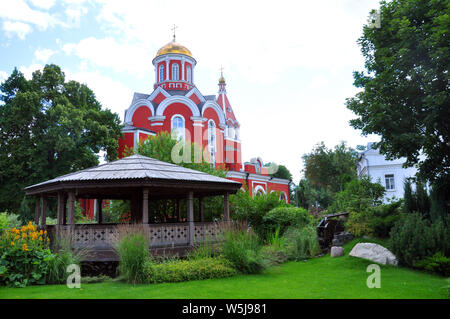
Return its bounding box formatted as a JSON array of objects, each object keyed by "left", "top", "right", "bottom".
[
  {"left": 22, "top": 233, "right": 27, "bottom": 239},
  {"left": 44, "top": 230, "right": 47, "bottom": 235},
  {"left": 22, "top": 243, "right": 29, "bottom": 251},
  {"left": 14, "top": 235, "right": 20, "bottom": 240},
  {"left": 10, "top": 241, "right": 14, "bottom": 246},
  {"left": 39, "top": 230, "right": 43, "bottom": 235},
  {"left": 39, "top": 236, "right": 43, "bottom": 241}
]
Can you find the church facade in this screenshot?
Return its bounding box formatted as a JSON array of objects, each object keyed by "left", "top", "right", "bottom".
[{"left": 80, "top": 36, "right": 290, "bottom": 217}]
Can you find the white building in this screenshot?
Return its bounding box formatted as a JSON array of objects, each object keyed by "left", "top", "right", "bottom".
[{"left": 356, "top": 143, "right": 419, "bottom": 202}]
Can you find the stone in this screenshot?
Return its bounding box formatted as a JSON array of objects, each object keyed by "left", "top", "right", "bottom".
[
  {"left": 349, "top": 243, "right": 398, "bottom": 266},
  {"left": 330, "top": 246, "right": 344, "bottom": 257}
]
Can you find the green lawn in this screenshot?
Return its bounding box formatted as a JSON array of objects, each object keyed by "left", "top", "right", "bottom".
[{"left": 0, "top": 239, "right": 448, "bottom": 299}]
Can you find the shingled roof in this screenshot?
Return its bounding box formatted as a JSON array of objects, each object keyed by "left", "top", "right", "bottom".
[{"left": 25, "top": 154, "right": 241, "bottom": 198}]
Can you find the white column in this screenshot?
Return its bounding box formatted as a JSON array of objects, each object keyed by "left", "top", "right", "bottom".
[
  {"left": 165, "top": 58, "right": 169, "bottom": 80},
  {"left": 182, "top": 58, "right": 185, "bottom": 81}
]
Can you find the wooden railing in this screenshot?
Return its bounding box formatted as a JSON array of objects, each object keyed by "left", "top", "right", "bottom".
[{"left": 46, "top": 222, "right": 226, "bottom": 250}]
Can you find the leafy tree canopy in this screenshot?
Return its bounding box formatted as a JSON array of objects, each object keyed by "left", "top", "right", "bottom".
[
  {"left": 302, "top": 141, "right": 359, "bottom": 193},
  {"left": 0, "top": 65, "right": 122, "bottom": 213},
  {"left": 264, "top": 162, "right": 293, "bottom": 181},
  {"left": 346, "top": 0, "right": 449, "bottom": 189}
]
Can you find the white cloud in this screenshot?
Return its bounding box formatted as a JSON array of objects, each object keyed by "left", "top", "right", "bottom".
[
  {"left": 19, "top": 63, "right": 43, "bottom": 79},
  {"left": 0, "top": 70, "right": 8, "bottom": 83},
  {"left": 3, "top": 21, "right": 33, "bottom": 39},
  {"left": 64, "top": 70, "right": 134, "bottom": 121},
  {"left": 0, "top": 0, "right": 59, "bottom": 31},
  {"left": 34, "top": 48, "right": 56, "bottom": 63},
  {"left": 28, "top": 0, "right": 56, "bottom": 10},
  {"left": 62, "top": 37, "right": 154, "bottom": 78}
]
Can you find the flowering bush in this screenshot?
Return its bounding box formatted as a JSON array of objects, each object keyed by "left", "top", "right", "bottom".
[{"left": 0, "top": 221, "right": 55, "bottom": 287}]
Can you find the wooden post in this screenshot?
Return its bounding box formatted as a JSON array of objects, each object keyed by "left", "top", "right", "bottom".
[
  {"left": 63, "top": 194, "right": 67, "bottom": 225},
  {"left": 34, "top": 196, "right": 40, "bottom": 225},
  {"left": 142, "top": 188, "right": 149, "bottom": 224},
  {"left": 199, "top": 197, "right": 204, "bottom": 222},
  {"left": 224, "top": 192, "right": 230, "bottom": 221},
  {"left": 57, "top": 192, "right": 65, "bottom": 225},
  {"left": 187, "top": 191, "right": 194, "bottom": 246},
  {"left": 96, "top": 198, "right": 103, "bottom": 224},
  {"left": 67, "top": 191, "right": 75, "bottom": 226},
  {"left": 40, "top": 195, "right": 47, "bottom": 227}
]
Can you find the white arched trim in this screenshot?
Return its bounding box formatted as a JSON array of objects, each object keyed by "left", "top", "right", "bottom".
[
  {"left": 279, "top": 192, "right": 288, "bottom": 203},
  {"left": 170, "top": 114, "right": 185, "bottom": 140},
  {"left": 253, "top": 185, "right": 266, "bottom": 196},
  {"left": 202, "top": 101, "right": 225, "bottom": 126},
  {"left": 156, "top": 96, "right": 200, "bottom": 117},
  {"left": 124, "top": 99, "right": 155, "bottom": 124}
]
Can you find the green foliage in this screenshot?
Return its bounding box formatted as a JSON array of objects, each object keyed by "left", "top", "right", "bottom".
[
  {"left": 302, "top": 141, "right": 359, "bottom": 194},
  {"left": 389, "top": 213, "right": 450, "bottom": 268},
  {"left": 261, "top": 228, "right": 288, "bottom": 266},
  {"left": 283, "top": 226, "right": 321, "bottom": 261},
  {"left": 294, "top": 179, "right": 334, "bottom": 210},
  {"left": 0, "top": 222, "right": 54, "bottom": 287},
  {"left": 144, "top": 257, "right": 237, "bottom": 283},
  {"left": 220, "top": 229, "right": 267, "bottom": 274},
  {"left": 367, "top": 200, "right": 402, "bottom": 238},
  {"left": 346, "top": 0, "right": 450, "bottom": 215},
  {"left": 262, "top": 206, "right": 312, "bottom": 237},
  {"left": 414, "top": 252, "right": 450, "bottom": 277},
  {"left": 0, "top": 65, "right": 122, "bottom": 213},
  {"left": 265, "top": 162, "right": 293, "bottom": 181},
  {"left": 0, "top": 212, "right": 22, "bottom": 230},
  {"left": 102, "top": 200, "right": 131, "bottom": 223},
  {"left": 328, "top": 175, "right": 385, "bottom": 214},
  {"left": 230, "top": 188, "right": 287, "bottom": 239},
  {"left": 115, "top": 232, "right": 149, "bottom": 284}
]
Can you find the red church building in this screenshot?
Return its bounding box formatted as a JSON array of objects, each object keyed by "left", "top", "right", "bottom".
[{"left": 80, "top": 35, "right": 290, "bottom": 217}]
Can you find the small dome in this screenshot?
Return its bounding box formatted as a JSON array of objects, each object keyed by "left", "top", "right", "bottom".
[
  {"left": 219, "top": 75, "right": 226, "bottom": 84},
  {"left": 156, "top": 40, "right": 193, "bottom": 58}
]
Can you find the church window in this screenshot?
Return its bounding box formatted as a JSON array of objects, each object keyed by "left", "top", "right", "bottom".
[
  {"left": 186, "top": 65, "right": 191, "bottom": 82},
  {"left": 172, "top": 63, "right": 179, "bottom": 80},
  {"left": 171, "top": 115, "right": 185, "bottom": 141},
  {"left": 159, "top": 65, "right": 165, "bottom": 82},
  {"left": 208, "top": 120, "right": 216, "bottom": 166}
]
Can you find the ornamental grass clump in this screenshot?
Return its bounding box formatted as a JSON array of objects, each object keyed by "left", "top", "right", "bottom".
[
  {"left": 0, "top": 221, "right": 55, "bottom": 287},
  {"left": 219, "top": 222, "right": 267, "bottom": 274},
  {"left": 113, "top": 224, "right": 150, "bottom": 284},
  {"left": 283, "top": 225, "right": 321, "bottom": 261}
]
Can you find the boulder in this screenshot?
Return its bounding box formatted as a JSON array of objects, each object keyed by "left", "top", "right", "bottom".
[
  {"left": 330, "top": 246, "right": 344, "bottom": 257},
  {"left": 349, "top": 243, "right": 398, "bottom": 266}
]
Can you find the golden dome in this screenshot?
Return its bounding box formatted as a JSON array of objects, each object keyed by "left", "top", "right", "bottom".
[
  {"left": 156, "top": 40, "right": 193, "bottom": 58},
  {"left": 219, "top": 75, "right": 226, "bottom": 84}
]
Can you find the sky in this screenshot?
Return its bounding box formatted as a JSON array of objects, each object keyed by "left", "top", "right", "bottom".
[{"left": 0, "top": 0, "right": 382, "bottom": 184}]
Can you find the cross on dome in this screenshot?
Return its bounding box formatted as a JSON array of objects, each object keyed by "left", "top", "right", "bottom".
[{"left": 171, "top": 24, "right": 178, "bottom": 42}]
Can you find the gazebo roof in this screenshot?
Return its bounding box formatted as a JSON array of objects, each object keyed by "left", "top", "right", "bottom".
[{"left": 25, "top": 154, "right": 241, "bottom": 198}]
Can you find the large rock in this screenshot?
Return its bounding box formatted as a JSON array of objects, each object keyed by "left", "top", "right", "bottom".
[
  {"left": 349, "top": 243, "right": 398, "bottom": 266},
  {"left": 330, "top": 246, "right": 344, "bottom": 257}
]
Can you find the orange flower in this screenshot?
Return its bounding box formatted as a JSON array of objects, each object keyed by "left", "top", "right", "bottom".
[
  {"left": 22, "top": 243, "right": 29, "bottom": 251},
  {"left": 22, "top": 233, "right": 27, "bottom": 239},
  {"left": 39, "top": 236, "right": 43, "bottom": 241},
  {"left": 10, "top": 241, "right": 14, "bottom": 246}
]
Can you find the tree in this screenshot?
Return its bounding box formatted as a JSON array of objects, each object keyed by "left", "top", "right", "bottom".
[
  {"left": 265, "top": 162, "right": 293, "bottom": 181},
  {"left": 346, "top": 0, "right": 449, "bottom": 214},
  {"left": 302, "top": 141, "right": 359, "bottom": 193},
  {"left": 0, "top": 65, "right": 122, "bottom": 213}
]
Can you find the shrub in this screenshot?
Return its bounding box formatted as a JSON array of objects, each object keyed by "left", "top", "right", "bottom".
[
  {"left": 114, "top": 225, "right": 150, "bottom": 284},
  {"left": 389, "top": 213, "right": 449, "bottom": 267},
  {"left": 261, "top": 228, "right": 288, "bottom": 266},
  {"left": 262, "top": 206, "right": 312, "bottom": 238},
  {"left": 368, "top": 201, "right": 402, "bottom": 238},
  {"left": 220, "top": 229, "right": 267, "bottom": 274},
  {"left": 0, "top": 222, "right": 55, "bottom": 287},
  {"left": 0, "top": 212, "right": 22, "bottom": 230},
  {"left": 283, "top": 225, "right": 321, "bottom": 261},
  {"left": 145, "top": 257, "right": 236, "bottom": 283},
  {"left": 414, "top": 252, "right": 450, "bottom": 277},
  {"left": 46, "top": 230, "right": 88, "bottom": 284}
]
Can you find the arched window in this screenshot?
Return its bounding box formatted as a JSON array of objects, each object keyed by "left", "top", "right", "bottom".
[
  {"left": 159, "top": 65, "right": 165, "bottom": 82},
  {"left": 171, "top": 115, "right": 185, "bottom": 141},
  {"left": 208, "top": 120, "right": 216, "bottom": 166},
  {"left": 186, "top": 65, "right": 191, "bottom": 82},
  {"left": 280, "top": 192, "right": 287, "bottom": 203},
  {"left": 172, "top": 63, "right": 179, "bottom": 80}
]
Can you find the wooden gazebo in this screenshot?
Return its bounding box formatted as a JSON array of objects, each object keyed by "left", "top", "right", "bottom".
[{"left": 24, "top": 154, "right": 241, "bottom": 260}]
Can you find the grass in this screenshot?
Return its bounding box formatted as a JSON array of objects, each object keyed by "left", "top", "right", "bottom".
[{"left": 0, "top": 238, "right": 448, "bottom": 299}]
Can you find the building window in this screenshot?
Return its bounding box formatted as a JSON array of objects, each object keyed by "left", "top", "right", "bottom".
[
  {"left": 159, "top": 65, "right": 165, "bottom": 82},
  {"left": 171, "top": 115, "right": 185, "bottom": 141},
  {"left": 208, "top": 120, "right": 216, "bottom": 166},
  {"left": 172, "top": 63, "right": 179, "bottom": 80},
  {"left": 385, "top": 174, "right": 395, "bottom": 190},
  {"left": 186, "top": 65, "right": 191, "bottom": 82}
]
